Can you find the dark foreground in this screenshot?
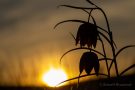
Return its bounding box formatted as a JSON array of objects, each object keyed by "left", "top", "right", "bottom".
[{"left": 0, "top": 74, "right": 135, "bottom": 90}]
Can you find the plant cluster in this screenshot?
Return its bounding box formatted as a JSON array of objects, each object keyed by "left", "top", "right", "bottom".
[{"left": 54, "top": 0, "right": 135, "bottom": 86}]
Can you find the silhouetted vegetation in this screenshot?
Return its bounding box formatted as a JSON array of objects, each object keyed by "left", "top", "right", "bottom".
[
  {"left": 54, "top": 0, "right": 135, "bottom": 88},
  {"left": 1, "top": 74, "right": 134, "bottom": 90}
]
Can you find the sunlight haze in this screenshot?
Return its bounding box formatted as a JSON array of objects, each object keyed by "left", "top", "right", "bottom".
[{"left": 0, "top": 0, "right": 135, "bottom": 86}]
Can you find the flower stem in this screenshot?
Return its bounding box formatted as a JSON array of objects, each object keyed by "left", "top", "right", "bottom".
[
  {"left": 91, "top": 1, "right": 119, "bottom": 77},
  {"left": 110, "top": 32, "right": 119, "bottom": 77},
  {"left": 100, "top": 9, "right": 119, "bottom": 77},
  {"left": 99, "top": 37, "right": 110, "bottom": 77}
]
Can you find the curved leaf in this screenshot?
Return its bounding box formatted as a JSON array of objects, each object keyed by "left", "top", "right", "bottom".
[
  {"left": 86, "top": 0, "right": 95, "bottom": 5},
  {"left": 54, "top": 20, "right": 109, "bottom": 36},
  {"left": 54, "top": 19, "right": 86, "bottom": 29},
  {"left": 98, "top": 31, "right": 117, "bottom": 48},
  {"left": 60, "top": 47, "right": 105, "bottom": 64},
  {"left": 90, "top": 15, "right": 109, "bottom": 35},
  {"left": 56, "top": 73, "right": 109, "bottom": 87},
  {"left": 74, "top": 9, "right": 109, "bottom": 34},
  {"left": 81, "top": 9, "right": 106, "bottom": 33},
  {"left": 58, "top": 4, "right": 112, "bottom": 34},
  {"left": 93, "top": 6, "right": 112, "bottom": 33},
  {"left": 109, "top": 45, "right": 135, "bottom": 72},
  {"left": 58, "top": 5, "right": 97, "bottom": 10},
  {"left": 97, "top": 26, "right": 109, "bottom": 34},
  {"left": 120, "top": 64, "right": 135, "bottom": 76},
  {"left": 115, "top": 45, "right": 135, "bottom": 58},
  {"left": 81, "top": 9, "right": 89, "bottom": 14}
]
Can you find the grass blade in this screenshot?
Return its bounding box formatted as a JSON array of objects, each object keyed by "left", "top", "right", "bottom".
[
  {"left": 58, "top": 5, "right": 97, "bottom": 10},
  {"left": 60, "top": 47, "right": 105, "bottom": 64},
  {"left": 56, "top": 73, "right": 109, "bottom": 87},
  {"left": 120, "top": 64, "right": 135, "bottom": 76},
  {"left": 54, "top": 19, "right": 86, "bottom": 29},
  {"left": 115, "top": 45, "right": 135, "bottom": 58}
]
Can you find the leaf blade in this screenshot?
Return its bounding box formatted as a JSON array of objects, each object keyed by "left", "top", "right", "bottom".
[
  {"left": 120, "top": 64, "right": 135, "bottom": 76},
  {"left": 115, "top": 45, "right": 135, "bottom": 58},
  {"left": 54, "top": 19, "right": 86, "bottom": 29},
  {"left": 60, "top": 47, "right": 105, "bottom": 64}
]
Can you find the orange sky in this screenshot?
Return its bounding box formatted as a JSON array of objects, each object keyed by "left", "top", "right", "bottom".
[{"left": 0, "top": 0, "right": 135, "bottom": 86}]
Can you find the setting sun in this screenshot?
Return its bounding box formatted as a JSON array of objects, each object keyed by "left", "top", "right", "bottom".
[{"left": 42, "top": 68, "right": 67, "bottom": 87}]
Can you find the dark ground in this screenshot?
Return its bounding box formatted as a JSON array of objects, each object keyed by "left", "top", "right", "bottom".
[{"left": 0, "top": 74, "right": 135, "bottom": 90}]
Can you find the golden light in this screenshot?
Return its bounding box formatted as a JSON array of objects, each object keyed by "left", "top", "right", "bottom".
[{"left": 42, "top": 68, "right": 68, "bottom": 87}]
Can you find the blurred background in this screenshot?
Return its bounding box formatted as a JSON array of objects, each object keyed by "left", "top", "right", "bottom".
[{"left": 0, "top": 0, "right": 135, "bottom": 86}]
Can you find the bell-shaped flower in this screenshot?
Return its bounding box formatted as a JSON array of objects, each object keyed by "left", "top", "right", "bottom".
[
  {"left": 79, "top": 52, "right": 99, "bottom": 76},
  {"left": 76, "top": 22, "right": 99, "bottom": 48}
]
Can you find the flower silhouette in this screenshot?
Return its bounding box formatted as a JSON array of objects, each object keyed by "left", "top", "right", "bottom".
[
  {"left": 79, "top": 52, "right": 99, "bottom": 75},
  {"left": 76, "top": 22, "right": 99, "bottom": 48},
  {"left": 55, "top": 0, "right": 135, "bottom": 87}
]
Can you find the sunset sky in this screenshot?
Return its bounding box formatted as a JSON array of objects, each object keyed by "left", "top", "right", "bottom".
[{"left": 0, "top": 0, "right": 135, "bottom": 86}]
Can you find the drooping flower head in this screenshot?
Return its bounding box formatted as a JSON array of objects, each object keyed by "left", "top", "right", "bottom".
[
  {"left": 76, "top": 22, "right": 99, "bottom": 48},
  {"left": 79, "top": 52, "right": 99, "bottom": 76}
]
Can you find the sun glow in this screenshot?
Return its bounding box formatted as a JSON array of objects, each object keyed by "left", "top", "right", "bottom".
[{"left": 42, "top": 68, "right": 68, "bottom": 87}]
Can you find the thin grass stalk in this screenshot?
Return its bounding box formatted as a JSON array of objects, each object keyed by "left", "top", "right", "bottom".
[
  {"left": 99, "top": 37, "right": 110, "bottom": 77},
  {"left": 109, "top": 32, "right": 119, "bottom": 77},
  {"left": 90, "top": 2, "right": 119, "bottom": 77}
]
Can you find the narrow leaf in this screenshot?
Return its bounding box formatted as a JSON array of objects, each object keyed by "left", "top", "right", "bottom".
[
  {"left": 98, "top": 31, "right": 117, "bottom": 48},
  {"left": 99, "top": 37, "right": 110, "bottom": 77},
  {"left": 115, "top": 45, "right": 135, "bottom": 58},
  {"left": 60, "top": 47, "right": 105, "bottom": 64},
  {"left": 58, "top": 5, "right": 97, "bottom": 10},
  {"left": 109, "top": 45, "right": 135, "bottom": 72},
  {"left": 56, "top": 73, "right": 109, "bottom": 87},
  {"left": 97, "top": 26, "right": 109, "bottom": 34},
  {"left": 120, "top": 64, "right": 135, "bottom": 76},
  {"left": 54, "top": 20, "right": 86, "bottom": 29},
  {"left": 86, "top": 0, "right": 94, "bottom": 5}
]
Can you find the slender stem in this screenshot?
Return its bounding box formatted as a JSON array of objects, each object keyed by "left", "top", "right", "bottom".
[
  {"left": 91, "top": 2, "right": 119, "bottom": 77},
  {"left": 58, "top": 0, "right": 120, "bottom": 77},
  {"left": 88, "top": 10, "right": 93, "bottom": 22},
  {"left": 102, "top": 10, "right": 119, "bottom": 77},
  {"left": 99, "top": 37, "right": 110, "bottom": 77},
  {"left": 99, "top": 58, "right": 112, "bottom": 61},
  {"left": 110, "top": 32, "right": 119, "bottom": 77}
]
